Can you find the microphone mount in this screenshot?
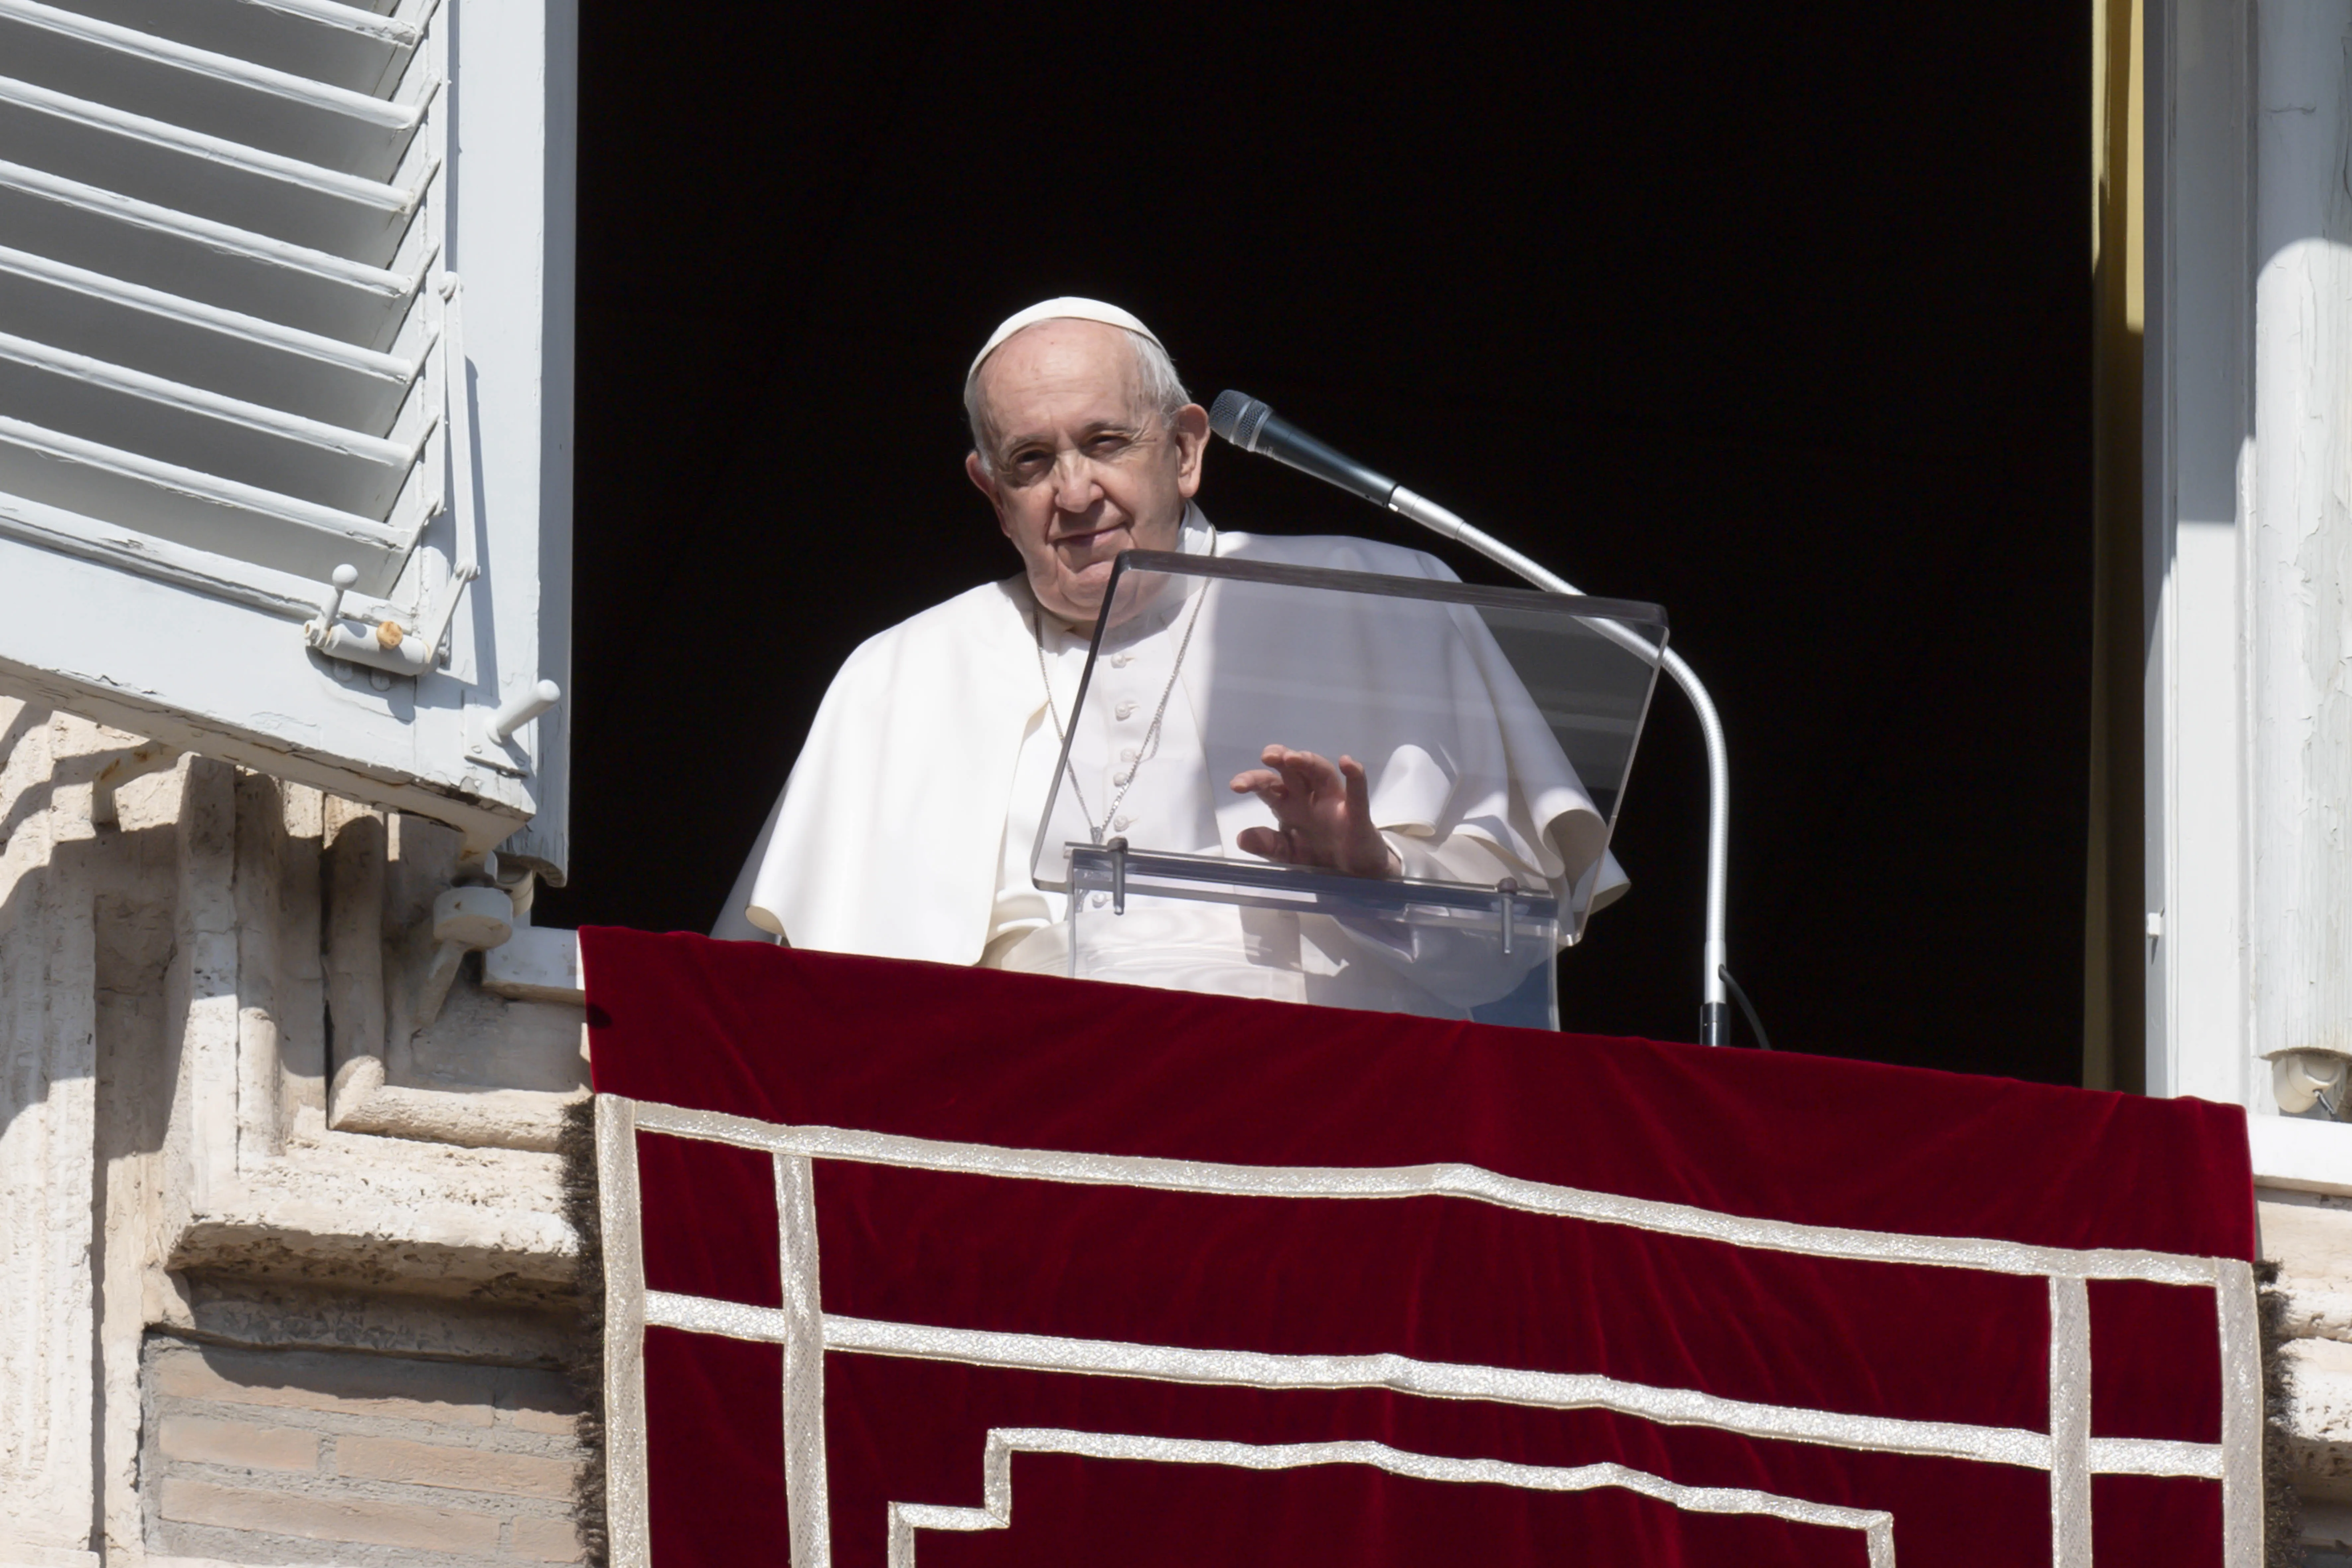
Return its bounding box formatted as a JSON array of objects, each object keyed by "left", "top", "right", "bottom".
[{"left": 1209, "top": 390, "right": 1742, "bottom": 1048}]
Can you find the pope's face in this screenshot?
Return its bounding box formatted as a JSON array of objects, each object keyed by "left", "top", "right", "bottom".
[{"left": 965, "top": 321, "right": 1208, "bottom": 625}]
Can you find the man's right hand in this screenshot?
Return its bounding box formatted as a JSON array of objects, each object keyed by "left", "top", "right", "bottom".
[{"left": 1228, "top": 745, "right": 1399, "bottom": 879}]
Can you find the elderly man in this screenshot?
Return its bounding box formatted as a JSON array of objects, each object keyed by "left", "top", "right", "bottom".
[{"left": 718, "top": 298, "right": 1621, "bottom": 1012}]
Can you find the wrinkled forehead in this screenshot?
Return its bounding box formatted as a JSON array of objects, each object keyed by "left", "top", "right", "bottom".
[{"left": 970, "top": 321, "right": 1147, "bottom": 434}]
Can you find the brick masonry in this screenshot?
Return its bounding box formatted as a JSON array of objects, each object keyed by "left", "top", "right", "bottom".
[{"left": 143, "top": 1335, "right": 586, "bottom": 1566}]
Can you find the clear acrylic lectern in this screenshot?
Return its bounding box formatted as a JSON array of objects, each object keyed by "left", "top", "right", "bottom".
[{"left": 1027, "top": 550, "right": 1666, "bottom": 1029}]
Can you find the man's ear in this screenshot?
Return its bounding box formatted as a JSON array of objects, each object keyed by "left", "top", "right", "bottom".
[
  {"left": 1171, "top": 403, "right": 1210, "bottom": 499},
  {"left": 965, "top": 451, "right": 1010, "bottom": 535}
]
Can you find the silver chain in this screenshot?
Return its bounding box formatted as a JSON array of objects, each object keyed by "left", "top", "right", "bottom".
[{"left": 1034, "top": 567, "right": 1212, "bottom": 845}]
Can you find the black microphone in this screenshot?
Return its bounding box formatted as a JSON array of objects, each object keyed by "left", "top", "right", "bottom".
[{"left": 1208, "top": 390, "right": 1399, "bottom": 509}]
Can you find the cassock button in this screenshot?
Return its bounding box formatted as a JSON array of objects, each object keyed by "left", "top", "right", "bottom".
[
  {"left": 1110, "top": 653, "right": 1133, "bottom": 667},
  {"left": 1113, "top": 815, "right": 1132, "bottom": 832},
  {"left": 1088, "top": 891, "right": 1110, "bottom": 909},
  {"left": 1114, "top": 700, "right": 1137, "bottom": 720},
  {"left": 1119, "top": 747, "right": 1138, "bottom": 762}
]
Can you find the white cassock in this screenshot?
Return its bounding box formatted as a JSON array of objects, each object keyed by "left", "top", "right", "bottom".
[{"left": 717, "top": 508, "right": 1628, "bottom": 1016}]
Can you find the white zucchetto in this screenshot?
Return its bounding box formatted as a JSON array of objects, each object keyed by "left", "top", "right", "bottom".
[{"left": 967, "top": 297, "right": 1165, "bottom": 383}]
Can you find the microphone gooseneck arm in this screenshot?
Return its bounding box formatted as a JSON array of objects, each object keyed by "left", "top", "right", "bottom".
[{"left": 1209, "top": 391, "right": 1736, "bottom": 1046}]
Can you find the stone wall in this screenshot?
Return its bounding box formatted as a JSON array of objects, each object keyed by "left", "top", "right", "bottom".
[
  {"left": 142, "top": 1338, "right": 581, "bottom": 1566},
  {"left": 2265, "top": 1188, "right": 2352, "bottom": 1563},
  {"left": 0, "top": 698, "right": 583, "bottom": 1568}
]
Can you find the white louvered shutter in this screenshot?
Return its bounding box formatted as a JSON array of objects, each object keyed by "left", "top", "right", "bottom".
[{"left": 0, "top": 0, "right": 572, "bottom": 874}]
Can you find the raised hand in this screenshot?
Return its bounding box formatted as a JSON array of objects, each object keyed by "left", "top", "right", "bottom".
[{"left": 1228, "top": 744, "right": 1400, "bottom": 879}]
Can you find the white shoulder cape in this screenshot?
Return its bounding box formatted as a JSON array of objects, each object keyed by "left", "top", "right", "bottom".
[{"left": 717, "top": 531, "right": 1628, "bottom": 962}]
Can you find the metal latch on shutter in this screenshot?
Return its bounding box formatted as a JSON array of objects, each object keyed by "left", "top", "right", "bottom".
[{"left": 303, "top": 552, "right": 474, "bottom": 674}]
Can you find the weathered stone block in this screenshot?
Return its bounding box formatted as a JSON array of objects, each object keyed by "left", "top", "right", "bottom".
[
  {"left": 337, "top": 1435, "right": 579, "bottom": 1500},
  {"left": 152, "top": 1342, "right": 498, "bottom": 1429},
  {"left": 500, "top": 1402, "right": 581, "bottom": 1438},
  {"left": 158, "top": 1477, "right": 505, "bottom": 1554},
  {"left": 157, "top": 1414, "right": 320, "bottom": 1474},
  {"left": 507, "top": 1513, "right": 587, "bottom": 1563}
]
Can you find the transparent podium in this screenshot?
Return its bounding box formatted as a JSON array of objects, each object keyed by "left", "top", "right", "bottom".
[{"left": 1029, "top": 550, "right": 1666, "bottom": 1029}]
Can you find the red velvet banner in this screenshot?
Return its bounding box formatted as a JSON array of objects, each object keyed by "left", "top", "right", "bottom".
[{"left": 582, "top": 928, "right": 2257, "bottom": 1567}]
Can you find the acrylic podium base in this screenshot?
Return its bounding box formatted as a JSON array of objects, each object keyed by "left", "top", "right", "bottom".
[{"left": 1065, "top": 843, "right": 1561, "bottom": 1029}]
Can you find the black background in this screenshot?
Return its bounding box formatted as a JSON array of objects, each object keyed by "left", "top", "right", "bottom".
[{"left": 541, "top": 6, "right": 2092, "bottom": 1084}]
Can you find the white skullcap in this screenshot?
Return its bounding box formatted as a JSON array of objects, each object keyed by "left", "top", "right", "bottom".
[{"left": 967, "top": 297, "right": 1165, "bottom": 383}]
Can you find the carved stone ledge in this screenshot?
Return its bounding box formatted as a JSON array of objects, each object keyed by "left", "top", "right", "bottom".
[
  {"left": 483, "top": 924, "right": 586, "bottom": 1005},
  {"left": 166, "top": 1122, "right": 575, "bottom": 1301},
  {"left": 329, "top": 1052, "right": 585, "bottom": 1154}
]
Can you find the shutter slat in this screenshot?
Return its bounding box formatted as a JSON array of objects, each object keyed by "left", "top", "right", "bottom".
[
  {"left": 51, "top": 0, "right": 421, "bottom": 95},
  {"left": 0, "top": 412, "right": 411, "bottom": 587},
  {"left": 0, "top": 485, "right": 332, "bottom": 619},
  {"left": 0, "top": 332, "right": 419, "bottom": 516},
  {"left": 0, "top": 0, "right": 424, "bottom": 178},
  {"left": 0, "top": 244, "right": 420, "bottom": 429},
  {"left": 0, "top": 160, "right": 424, "bottom": 347},
  {"left": 0, "top": 76, "right": 428, "bottom": 262}
]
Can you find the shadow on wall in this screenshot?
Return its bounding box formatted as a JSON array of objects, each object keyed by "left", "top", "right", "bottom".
[{"left": 0, "top": 702, "right": 194, "bottom": 1161}]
